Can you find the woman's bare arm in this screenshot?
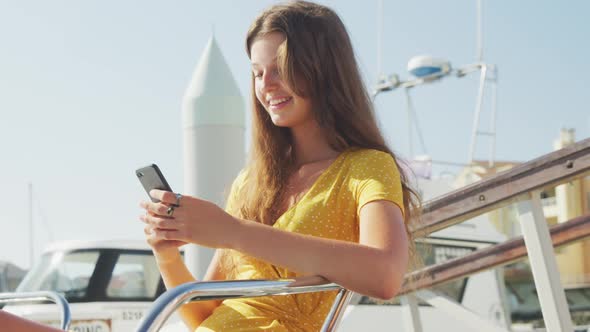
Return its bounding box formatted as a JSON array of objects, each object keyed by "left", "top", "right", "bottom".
[
  {"left": 155, "top": 249, "right": 225, "bottom": 329},
  {"left": 232, "top": 200, "right": 408, "bottom": 299},
  {"left": 0, "top": 310, "right": 64, "bottom": 332},
  {"left": 145, "top": 191, "right": 409, "bottom": 300}
]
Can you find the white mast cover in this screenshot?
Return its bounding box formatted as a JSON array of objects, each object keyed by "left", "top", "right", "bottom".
[{"left": 182, "top": 36, "right": 245, "bottom": 279}]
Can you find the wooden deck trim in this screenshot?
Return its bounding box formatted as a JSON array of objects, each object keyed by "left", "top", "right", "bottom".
[
  {"left": 399, "top": 214, "right": 590, "bottom": 296},
  {"left": 413, "top": 138, "right": 590, "bottom": 235}
]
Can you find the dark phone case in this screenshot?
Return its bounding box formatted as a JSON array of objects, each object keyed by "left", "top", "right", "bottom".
[{"left": 136, "top": 164, "right": 173, "bottom": 203}]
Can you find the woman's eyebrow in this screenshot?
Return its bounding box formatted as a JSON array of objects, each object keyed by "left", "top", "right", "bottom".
[{"left": 251, "top": 57, "right": 278, "bottom": 67}]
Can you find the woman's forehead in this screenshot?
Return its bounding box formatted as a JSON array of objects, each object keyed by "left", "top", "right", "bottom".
[{"left": 250, "top": 32, "right": 285, "bottom": 66}]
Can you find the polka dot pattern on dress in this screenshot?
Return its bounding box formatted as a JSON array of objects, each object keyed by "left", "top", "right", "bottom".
[{"left": 197, "top": 148, "right": 405, "bottom": 331}]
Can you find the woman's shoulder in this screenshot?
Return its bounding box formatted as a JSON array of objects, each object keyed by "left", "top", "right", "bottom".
[
  {"left": 346, "top": 148, "right": 396, "bottom": 166},
  {"left": 225, "top": 167, "right": 251, "bottom": 199},
  {"left": 343, "top": 147, "right": 401, "bottom": 179},
  {"left": 231, "top": 167, "right": 250, "bottom": 188}
]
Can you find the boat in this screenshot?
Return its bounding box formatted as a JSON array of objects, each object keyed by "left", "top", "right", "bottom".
[{"left": 2, "top": 240, "right": 182, "bottom": 331}]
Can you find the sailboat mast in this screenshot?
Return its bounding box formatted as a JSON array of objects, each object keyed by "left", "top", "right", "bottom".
[
  {"left": 477, "top": 0, "right": 483, "bottom": 62},
  {"left": 376, "top": 0, "right": 383, "bottom": 78},
  {"left": 28, "top": 182, "right": 33, "bottom": 268}
]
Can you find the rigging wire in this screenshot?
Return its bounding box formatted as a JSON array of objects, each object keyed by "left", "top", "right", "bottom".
[{"left": 404, "top": 88, "right": 428, "bottom": 156}]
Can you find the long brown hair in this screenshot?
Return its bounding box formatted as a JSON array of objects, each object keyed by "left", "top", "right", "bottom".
[{"left": 235, "top": 1, "right": 421, "bottom": 269}]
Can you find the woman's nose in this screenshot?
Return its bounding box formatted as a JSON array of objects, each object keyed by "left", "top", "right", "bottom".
[{"left": 260, "top": 70, "right": 280, "bottom": 92}]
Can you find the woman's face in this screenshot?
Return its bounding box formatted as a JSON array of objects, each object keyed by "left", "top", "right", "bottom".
[{"left": 250, "top": 32, "right": 314, "bottom": 129}]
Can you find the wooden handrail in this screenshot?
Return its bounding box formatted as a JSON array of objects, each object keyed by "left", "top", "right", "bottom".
[
  {"left": 413, "top": 138, "right": 590, "bottom": 235},
  {"left": 399, "top": 214, "right": 590, "bottom": 296}
]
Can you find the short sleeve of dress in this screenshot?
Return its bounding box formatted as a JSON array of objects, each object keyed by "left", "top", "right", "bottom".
[
  {"left": 224, "top": 168, "right": 248, "bottom": 216},
  {"left": 352, "top": 150, "right": 405, "bottom": 217}
]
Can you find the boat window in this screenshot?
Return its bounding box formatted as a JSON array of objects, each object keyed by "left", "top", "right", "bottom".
[
  {"left": 505, "top": 261, "right": 590, "bottom": 324},
  {"left": 106, "top": 252, "right": 160, "bottom": 299},
  {"left": 17, "top": 251, "right": 100, "bottom": 299}
]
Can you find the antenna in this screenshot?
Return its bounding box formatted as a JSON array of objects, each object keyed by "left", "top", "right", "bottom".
[{"left": 373, "top": 1, "right": 498, "bottom": 169}]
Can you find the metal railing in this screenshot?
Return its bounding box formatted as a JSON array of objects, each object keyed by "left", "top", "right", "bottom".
[
  {"left": 135, "top": 276, "right": 351, "bottom": 332},
  {"left": 0, "top": 291, "right": 71, "bottom": 330}
]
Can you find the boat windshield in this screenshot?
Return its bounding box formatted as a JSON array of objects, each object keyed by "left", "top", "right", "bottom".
[{"left": 17, "top": 249, "right": 163, "bottom": 302}]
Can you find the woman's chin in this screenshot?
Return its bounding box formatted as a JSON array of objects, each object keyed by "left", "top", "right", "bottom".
[
  {"left": 268, "top": 112, "right": 293, "bottom": 127},
  {"left": 270, "top": 117, "right": 292, "bottom": 127}
]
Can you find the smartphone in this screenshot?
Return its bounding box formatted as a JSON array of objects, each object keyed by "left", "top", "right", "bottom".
[{"left": 136, "top": 164, "right": 173, "bottom": 203}]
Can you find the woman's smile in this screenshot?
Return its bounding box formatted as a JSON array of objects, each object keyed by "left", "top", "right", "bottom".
[{"left": 268, "top": 96, "right": 293, "bottom": 111}]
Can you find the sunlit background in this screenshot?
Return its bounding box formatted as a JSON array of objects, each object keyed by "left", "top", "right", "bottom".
[{"left": 1, "top": 0, "right": 588, "bottom": 269}]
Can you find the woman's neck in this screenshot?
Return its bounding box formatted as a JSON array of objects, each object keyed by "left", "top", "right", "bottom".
[{"left": 289, "top": 121, "right": 339, "bottom": 166}]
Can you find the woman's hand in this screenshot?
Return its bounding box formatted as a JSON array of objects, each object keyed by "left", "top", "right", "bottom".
[
  {"left": 143, "top": 217, "right": 186, "bottom": 263},
  {"left": 139, "top": 190, "right": 241, "bottom": 249}
]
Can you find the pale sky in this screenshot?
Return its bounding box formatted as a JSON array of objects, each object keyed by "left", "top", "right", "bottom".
[{"left": 1, "top": 1, "right": 589, "bottom": 269}]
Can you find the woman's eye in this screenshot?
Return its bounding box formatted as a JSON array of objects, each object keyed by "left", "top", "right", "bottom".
[{"left": 252, "top": 69, "right": 279, "bottom": 80}]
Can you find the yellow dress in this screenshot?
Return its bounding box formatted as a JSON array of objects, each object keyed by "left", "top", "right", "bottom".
[{"left": 196, "top": 148, "right": 404, "bottom": 332}]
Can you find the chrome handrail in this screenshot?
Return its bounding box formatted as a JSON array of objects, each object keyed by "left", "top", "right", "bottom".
[
  {"left": 0, "top": 291, "right": 71, "bottom": 330},
  {"left": 321, "top": 288, "right": 353, "bottom": 331},
  {"left": 135, "top": 276, "right": 348, "bottom": 332}
]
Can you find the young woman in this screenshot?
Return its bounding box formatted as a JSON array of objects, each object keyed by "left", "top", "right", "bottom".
[{"left": 140, "top": 1, "right": 420, "bottom": 331}]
